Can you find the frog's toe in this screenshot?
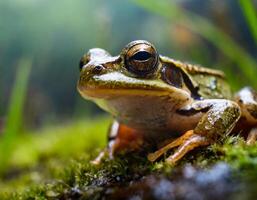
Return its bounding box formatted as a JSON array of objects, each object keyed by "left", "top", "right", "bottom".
[
  {"left": 148, "top": 130, "right": 210, "bottom": 164},
  {"left": 165, "top": 133, "right": 210, "bottom": 164},
  {"left": 147, "top": 130, "right": 194, "bottom": 162}
]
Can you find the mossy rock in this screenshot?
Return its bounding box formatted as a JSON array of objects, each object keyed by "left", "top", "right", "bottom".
[{"left": 0, "top": 117, "right": 256, "bottom": 199}]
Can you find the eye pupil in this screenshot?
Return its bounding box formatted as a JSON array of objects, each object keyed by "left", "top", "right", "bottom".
[{"left": 131, "top": 51, "right": 152, "bottom": 61}]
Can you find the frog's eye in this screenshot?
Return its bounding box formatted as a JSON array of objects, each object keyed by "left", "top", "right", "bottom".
[
  {"left": 125, "top": 41, "right": 158, "bottom": 77},
  {"left": 130, "top": 51, "right": 152, "bottom": 61}
]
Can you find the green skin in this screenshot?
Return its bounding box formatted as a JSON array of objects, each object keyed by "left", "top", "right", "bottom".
[{"left": 77, "top": 40, "right": 257, "bottom": 164}]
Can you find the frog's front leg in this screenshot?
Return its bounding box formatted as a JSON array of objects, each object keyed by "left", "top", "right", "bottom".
[
  {"left": 91, "top": 120, "right": 144, "bottom": 164},
  {"left": 148, "top": 99, "right": 241, "bottom": 164},
  {"left": 234, "top": 87, "right": 257, "bottom": 145}
]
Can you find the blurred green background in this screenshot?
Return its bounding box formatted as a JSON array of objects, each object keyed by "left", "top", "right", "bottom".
[{"left": 0, "top": 0, "right": 257, "bottom": 175}]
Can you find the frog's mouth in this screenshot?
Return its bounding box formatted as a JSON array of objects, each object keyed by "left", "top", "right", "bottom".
[{"left": 77, "top": 72, "right": 190, "bottom": 100}]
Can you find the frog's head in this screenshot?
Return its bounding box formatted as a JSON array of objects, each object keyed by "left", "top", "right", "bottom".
[
  {"left": 78, "top": 40, "right": 191, "bottom": 99},
  {"left": 77, "top": 40, "right": 192, "bottom": 128}
]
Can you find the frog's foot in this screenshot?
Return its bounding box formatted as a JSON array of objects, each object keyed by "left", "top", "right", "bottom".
[
  {"left": 91, "top": 121, "right": 144, "bottom": 165},
  {"left": 147, "top": 130, "right": 194, "bottom": 162},
  {"left": 165, "top": 132, "right": 209, "bottom": 164},
  {"left": 148, "top": 130, "right": 210, "bottom": 164}
]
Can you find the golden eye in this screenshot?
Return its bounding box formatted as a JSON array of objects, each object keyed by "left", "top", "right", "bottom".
[
  {"left": 131, "top": 51, "right": 152, "bottom": 61},
  {"left": 125, "top": 41, "right": 158, "bottom": 77}
]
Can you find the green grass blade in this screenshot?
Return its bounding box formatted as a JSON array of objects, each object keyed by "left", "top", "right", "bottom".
[
  {"left": 132, "top": 0, "right": 257, "bottom": 87},
  {"left": 0, "top": 58, "right": 32, "bottom": 176},
  {"left": 239, "top": 0, "right": 257, "bottom": 46}
]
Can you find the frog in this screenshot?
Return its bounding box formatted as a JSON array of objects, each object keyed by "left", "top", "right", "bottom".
[{"left": 77, "top": 40, "right": 257, "bottom": 165}]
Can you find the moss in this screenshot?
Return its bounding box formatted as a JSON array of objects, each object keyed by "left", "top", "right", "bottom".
[
  {"left": 0, "top": 118, "right": 256, "bottom": 199},
  {"left": 9, "top": 116, "right": 111, "bottom": 169}
]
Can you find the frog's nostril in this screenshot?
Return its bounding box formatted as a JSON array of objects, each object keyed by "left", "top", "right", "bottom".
[{"left": 93, "top": 65, "right": 104, "bottom": 74}]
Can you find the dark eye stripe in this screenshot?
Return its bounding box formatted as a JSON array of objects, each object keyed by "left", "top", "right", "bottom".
[
  {"left": 181, "top": 72, "right": 201, "bottom": 100},
  {"left": 131, "top": 51, "right": 152, "bottom": 61}
]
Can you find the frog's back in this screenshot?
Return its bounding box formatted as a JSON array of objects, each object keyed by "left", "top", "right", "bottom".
[{"left": 161, "top": 56, "right": 232, "bottom": 99}]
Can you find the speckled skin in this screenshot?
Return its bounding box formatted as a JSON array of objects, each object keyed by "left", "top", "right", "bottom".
[{"left": 77, "top": 40, "right": 257, "bottom": 164}]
